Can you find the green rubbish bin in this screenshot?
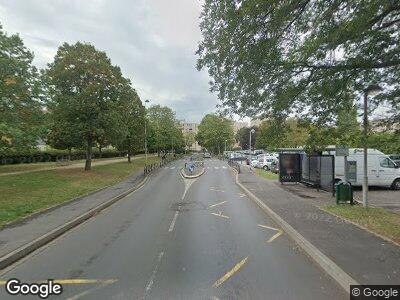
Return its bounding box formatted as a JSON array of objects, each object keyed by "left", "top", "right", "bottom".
[{"left": 335, "top": 181, "right": 353, "bottom": 205}]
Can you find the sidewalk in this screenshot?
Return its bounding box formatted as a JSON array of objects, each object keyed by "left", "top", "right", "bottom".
[
  {"left": 0, "top": 156, "right": 145, "bottom": 177},
  {"left": 0, "top": 169, "right": 145, "bottom": 266},
  {"left": 238, "top": 167, "right": 400, "bottom": 285}
]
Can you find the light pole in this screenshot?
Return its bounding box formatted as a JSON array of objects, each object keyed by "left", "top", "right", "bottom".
[
  {"left": 249, "top": 128, "right": 255, "bottom": 154},
  {"left": 224, "top": 139, "right": 227, "bottom": 152},
  {"left": 144, "top": 99, "right": 150, "bottom": 165},
  {"left": 362, "top": 85, "right": 382, "bottom": 208}
]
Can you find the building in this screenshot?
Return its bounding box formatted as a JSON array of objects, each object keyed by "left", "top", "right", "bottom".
[{"left": 180, "top": 121, "right": 202, "bottom": 151}]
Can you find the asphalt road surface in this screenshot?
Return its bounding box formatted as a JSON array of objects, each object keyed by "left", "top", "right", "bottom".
[{"left": 0, "top": 159, "right": 346, "bottom": 299}]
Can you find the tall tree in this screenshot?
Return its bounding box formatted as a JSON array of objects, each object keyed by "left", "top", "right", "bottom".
[
  {"left": 0, "top": 24, "right": 44, "bottom": 155},
  {"left": 46, "top": 42, "right": 126, "bottom": 170},
  {"left": 196, "top": 114, "right": 234, "bottom": 154},
  {"left": 113, "top": 84, "right": 145, "bottom": 163},
  {"left": 147, "top": 105, "right": 183, "bottom": 154},
  {"left": 197, "top": 1, "right": 400, "bottom": 125}
]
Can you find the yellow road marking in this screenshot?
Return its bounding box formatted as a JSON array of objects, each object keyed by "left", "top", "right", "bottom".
[
  {"left": 257, "top": 224, "right": 279, "bottom": 231},
  {"left": 267, "top": 230, "right": 283, "bottom": 243},
  {"left": 0, "top": 279, "right": 117, "bottom": 285},
  {"left": 209, "top": 201, "right": 227, "bottom": 208},
  {"left": 212, "top": 257, "right": 248, "bottom": 288},
  {"left": 210, "top": 212, "right": 230, "bottom": 219}
]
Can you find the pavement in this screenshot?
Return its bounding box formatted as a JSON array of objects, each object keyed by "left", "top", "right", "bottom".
[
  {"left": 0, "top": 155, "right": 146, "bottom": 177},
  {"left": 0, "top": 159, "right": 345, "bottom": 299},
  {"left": 280, "top": 179, "right": 400, "bottom": 214},
  {"left": 238, "top": 166, "right": 400, "bottom": 285}
]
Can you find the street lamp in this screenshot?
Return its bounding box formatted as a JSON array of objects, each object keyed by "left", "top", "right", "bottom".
[
  {"left": 362, "top": 84, "right": 382, "bottom": 208},
  {"left": 249, "top": 128, "right": 255, "bottom": 153},
  {"left": 144, "top": 99, "right": 150, "bottom": 165},
  {"left": 224, "top": 139, "right": 227, "bottom": 153}
]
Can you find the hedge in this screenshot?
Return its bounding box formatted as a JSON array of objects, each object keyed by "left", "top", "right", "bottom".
[{"left": 0, "top": 148, "right": 131, "bottom": 165}]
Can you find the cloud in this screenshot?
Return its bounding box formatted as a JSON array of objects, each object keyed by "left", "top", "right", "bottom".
[{"left": 0, "top": 0, "right": 217, "bottom": 122}]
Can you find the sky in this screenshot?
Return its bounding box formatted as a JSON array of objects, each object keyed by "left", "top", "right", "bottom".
[{"left": 0, "top": 0, "right": 221, "bottom": 123}]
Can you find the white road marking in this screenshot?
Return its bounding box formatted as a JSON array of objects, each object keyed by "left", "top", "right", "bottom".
[
  {"left": 170, "top": 166, "right": 176, "bottom": 170},
  {"left": 209, "top": 201, "right": 228, "bottom": 208},
  {"left": 143, "top": 251, "right": 164, "bottom": 298},
  {"left": 210, "top": 212, "right": 230, "bottom": 219},
  {"left": 258, "top": 224, "right": 283, "bottom": 243},
  {"left": 168, "top": 211, "right": 179, "bottom": 232},
  {"left": 214, "top": 167, "right": 219, "bottom": 169},
  {"left": 222, "top": 166, "right": 227, "bottom": 169}
]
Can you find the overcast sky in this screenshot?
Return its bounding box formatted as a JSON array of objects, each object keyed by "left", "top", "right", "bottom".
[{"left": 0, "top": 0, "right": 220, "bottom": 123}]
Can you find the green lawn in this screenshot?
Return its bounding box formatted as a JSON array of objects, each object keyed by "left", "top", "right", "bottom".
[
  {"left": 324, "top": 204, "right": 400, "bottom": 244},
  {"left": 255, "top": 168, "right": 279, "bottom": 180},
  {"left": 0, "top": 156, "right": 160, "bottom": 227}
]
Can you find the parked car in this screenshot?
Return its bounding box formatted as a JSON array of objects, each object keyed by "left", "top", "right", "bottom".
[
  {"left": 389, "top": 154, "right": 400, "bottom": 166},
  {"left": 250, "top": 158, "right": 259, "bottom": 167},
  {"left": 203, "top": 152, "right": 211, "bottom": 158},
  {"left": 256, "top": 156, "right": 278, "bottom": 170},
  {"left": 270, "top": 161, "right": 279, "bottom": 174}
]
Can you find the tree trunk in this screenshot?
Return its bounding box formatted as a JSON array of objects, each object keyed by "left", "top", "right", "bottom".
[
  {"left": 68, "top": 148, "right": 72, "bottom": 161},
  {"left": 98, "top": 145, "right": 102, "bottom": 158},
  {"left": 127, "top": 150, "right": 131, "bottom": 163},
  {"left": 85, "top": 135, "right": 93, "bottom": 171}
]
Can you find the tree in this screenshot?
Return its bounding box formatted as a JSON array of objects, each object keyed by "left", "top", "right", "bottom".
[
  {"left": 184, "top": 131, "right": 196, "bottom": 151},
  {"left": 147, "top": 105, "right": 183, "bottom": 154},
  {"left": 235, "top": 126, "right": 259, "bottom": 150},
  {"left": 197, "top": 1, "right": 400, "bottom": 125},
  {"left": 46, "top": 42, "right": 127, "bottom": 170},
  {"left": 113, "top": 84, "right": 145, "bottom": 162},
  {"left": 196, "top": 114, "right": 234, "bottom": 154},
  {"left": 0, "top": 24, "right": 44, "bottom": 155}
]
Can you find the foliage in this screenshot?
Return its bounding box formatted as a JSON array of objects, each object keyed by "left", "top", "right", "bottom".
[
  {"left": 235, "top": 126, "right": 259, "bottom": 150},
  {"left": 45, "top": 42, "right": 128, "bottom": 170},
  {"left": 0, "top": 24, "right": 45, "bottom": 155},
  {"left": 147, "top": 105, "right": 184, "bottom": 153},
  {"left": 197, "top": 0, "right": 400, "bottom": 125},
  {"left": 256, "top": 118, "right": 309, "bottom": 150},
  {"left": 368, "top": 132, "right": 400, "bottom": 154},
  {"left": 196, "top": 114, "right": 234, "bottom": 153},
  {"left": 112, "top": 84, "right": 145, "bottom": 162}
]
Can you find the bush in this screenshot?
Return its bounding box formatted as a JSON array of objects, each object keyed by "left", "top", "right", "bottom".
[{"left": 0, "top": 148, "right": 127, "bottom": 165}]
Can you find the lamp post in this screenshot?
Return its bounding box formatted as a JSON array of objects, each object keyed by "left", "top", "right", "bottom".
[
  {"left": 224, "top": 139, "right": 227, "bottom": 152},
  {"left": 144, "top": 99, "right": 150, "bottom": 165},
  {"left": 249, "top": 128, "right": 255, "bottom": 154},
  {"left": 362, "top": 85, "right": 382, "bottom": 208}
]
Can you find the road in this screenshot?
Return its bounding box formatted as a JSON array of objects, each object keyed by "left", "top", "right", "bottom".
[{"left": 0, "top": 159, "right": 345, "bottom": 299}]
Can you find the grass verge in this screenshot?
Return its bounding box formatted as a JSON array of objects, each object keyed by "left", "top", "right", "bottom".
[
  {"left": 0, "top": 156, "right": 160, "bottom": 227},
  {"left": 324, "top": 204, "right": 400, "bottom": 244},
  {"left": 255, "top": 168, "right": 279, "bottom": 180}
]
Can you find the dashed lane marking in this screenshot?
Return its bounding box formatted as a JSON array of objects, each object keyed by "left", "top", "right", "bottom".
[
  {"left": 212, "top": 257, "right": 248, "bottom": 288},
  {"left": 143, "top": 251, "right": 164, "bottom": 298},
  {"left": 210, "top": 188, "right": 225, "bottom": 193}
]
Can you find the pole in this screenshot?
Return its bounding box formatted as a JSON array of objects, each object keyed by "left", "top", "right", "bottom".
[
  {"left": 344, "top": 155, "right": 348, "bottom": 184},
  {"left": 144, "top": 100, "right": 149, "bottom": 165},
  {"left": 362, "top": 92, "right": 368, "bottom": 208},
  {"left": 249, "top": 132, "right": 252, "bottom": 153}
]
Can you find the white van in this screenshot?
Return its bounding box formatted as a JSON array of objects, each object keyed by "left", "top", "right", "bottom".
[
  {"left": 328, "top": 148, "right": 400, "bottom": 189},
  {"left": 256, "top": 155, "right": 278, "bottom": 170}
]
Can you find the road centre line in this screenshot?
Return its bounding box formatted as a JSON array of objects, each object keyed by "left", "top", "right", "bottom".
[
  {"left": 210, "top": 188, "right": 225, "bottom": 192},
  {"left": 168, "top": 211, "right": 179, "bottom": 232},
  {"left": 212, "top": 256, "right": 248, "bottom": 288},
  {"left": 209, "top": 201, "right": 227, "bottom": 208}
]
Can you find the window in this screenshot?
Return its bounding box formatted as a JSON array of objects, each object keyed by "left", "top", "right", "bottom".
[{"left": 380, "top": 158, "right": 396, "bottom": 168}]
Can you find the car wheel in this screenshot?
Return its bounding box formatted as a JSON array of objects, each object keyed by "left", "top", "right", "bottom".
[
  {"left": 391, "top": 178, "right": 400, "bottom": 190},
  {"left": 263, "top": 165, "right": 269, "bottom": 171}
]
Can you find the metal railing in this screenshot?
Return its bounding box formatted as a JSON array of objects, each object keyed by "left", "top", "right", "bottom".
[{"left": 144, "top": 155, "right": 182, "bottom": 175}]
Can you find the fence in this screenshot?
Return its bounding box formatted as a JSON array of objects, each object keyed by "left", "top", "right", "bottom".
[
  {"left": 300, "top": 154, "right": 335, "bottom": 193},
  {"left": 143, "top": 155, "right": 182, "bottom": 175}
]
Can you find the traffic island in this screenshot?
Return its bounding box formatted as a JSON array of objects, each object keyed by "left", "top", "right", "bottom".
[{"left": 181, "top": 166, "right": 205, "bottom": 179}]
